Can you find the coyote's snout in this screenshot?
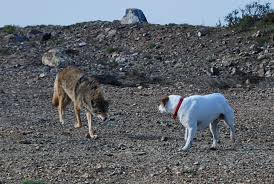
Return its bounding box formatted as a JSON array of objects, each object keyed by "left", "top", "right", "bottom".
[{"left": 52, "top": 67, "right": 109, "bottom": 138}]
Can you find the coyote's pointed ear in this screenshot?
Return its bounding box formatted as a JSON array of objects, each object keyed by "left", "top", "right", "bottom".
[{"left": 161, "top": 96, "right": 169, "bottom": 106}]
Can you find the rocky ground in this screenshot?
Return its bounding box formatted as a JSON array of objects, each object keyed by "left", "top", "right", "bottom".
[{"left": 0, "top": 21, "right": 273, "bottom": 183}]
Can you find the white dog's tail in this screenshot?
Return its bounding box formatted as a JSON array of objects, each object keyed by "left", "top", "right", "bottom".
[
  {"left": 223, "top": 101, "right": 236, "bottom": 142},
  {"left": 52, "top": 73, "right": 60, "bottom": 107}
]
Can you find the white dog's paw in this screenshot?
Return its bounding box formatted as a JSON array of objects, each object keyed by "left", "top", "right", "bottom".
[
  {"left": 158, "top": 105, "right": 166, "bottom": 113},
  {"left": 86, "top": 133, "right": 98, "bottom": 139},
  {"left": 231, "top": 137, "right": 236, "bottom": 143},
  {"left": 181, "top": 145, "right": 191, "bottom": 151},
  {"left": 90, "top": 134, "right": 98, "bottom": 139},
  {"left": 60, "top": 120, "right": 65, "bottom": 124}
]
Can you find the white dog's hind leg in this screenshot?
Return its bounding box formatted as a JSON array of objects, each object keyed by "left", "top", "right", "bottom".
[
  {"left": 224, "top": 114, "right": 236, "bottom": 143},
  {"left": 209, "top": 120, "right": 219, "bottom": 149},
  {"left": 224, "top": 105, "right": 236, "bottom": 143},
  {"left": 184, "top": 128, "right": 188, "bottom": 141},
  {"left": 182, "top": 124, "right": 197, "bottom": 151},
  {"left": 228, "top": 122, "right": 236, "bottom": 143}
]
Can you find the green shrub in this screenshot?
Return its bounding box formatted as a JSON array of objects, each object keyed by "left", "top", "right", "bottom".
[
  {"left": 3, "top": 25, "right": 17, "bottom": 34},
  {"left": 237, "top": 16, "right": 257, "bottom": 31},
  {"left": 47, "top": 37, "right": 64, "bottom": 46},
  {"left": 148, "top": 43, "right": 156, "bottom": 49},
  {"left": 241, "top": 1, "right": 272, "bottom": 18},
  {"left": 216, "top": 19, "right": 223, "bottom": 27},
  {"left": 0, "top": 48, "right": 10, "bottom": 55},
  {"left": 224, "top": 1, "right": 274, "bottom": 29},
  {"left": 256, "top": 35, "right": 271, "bottom": 46},
  {"left": 262, "top": 13, "right": 274, "bottom": 24},
  {"left": 22, "top": 180, "right": 45, "bottom": 184},
  {"left": 147, "top": 43, "right": 161, "bottom": 49},
  {"left": 225, "top": 9, "right": 241, "bottom": 27},
  {"left": 105, "top": 47, "right": 119, "bottom": 54},
  {"left": 255, "top": 25, "right": 274, "bottom": 46}
]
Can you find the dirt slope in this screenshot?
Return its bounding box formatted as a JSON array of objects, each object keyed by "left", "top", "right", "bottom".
[{"left": 0, "top": 22, "right": 273, "bottom": 183}]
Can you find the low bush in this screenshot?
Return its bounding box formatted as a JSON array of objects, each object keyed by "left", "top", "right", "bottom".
[
  {"left": 224, "top": 1, "right": 274, "bottom": 30},
  {"left": 3, "top": 25, "right": 17, "bottom": 34}
]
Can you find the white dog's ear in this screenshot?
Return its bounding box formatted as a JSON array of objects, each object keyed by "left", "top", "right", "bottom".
[{"left": 161, "top": 96, "right": 169, "bottom": 107}]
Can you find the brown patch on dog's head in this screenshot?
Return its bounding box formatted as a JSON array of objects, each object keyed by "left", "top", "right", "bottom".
[
  {"left": 159, "top": 96, "right": 169, "bottom": 113},
  {"left": 161, "top": 96, "right": 169, "bottom": 107}
]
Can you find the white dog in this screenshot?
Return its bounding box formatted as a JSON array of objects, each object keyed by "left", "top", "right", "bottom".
[{"left": 158, "top": 93, "right": 236, "bottom": 151}]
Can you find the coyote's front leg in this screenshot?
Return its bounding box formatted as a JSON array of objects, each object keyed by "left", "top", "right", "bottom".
[
  {"left": 74, "top": 105, "right": 83, "bottom": 128},
  {"left": 86, "top": 112, "right": 97, "bottom": 139}
]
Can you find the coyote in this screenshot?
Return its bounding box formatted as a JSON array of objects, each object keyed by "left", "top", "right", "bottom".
[{"left": 52, "top": 67, "right": 109, "bottom": 138}]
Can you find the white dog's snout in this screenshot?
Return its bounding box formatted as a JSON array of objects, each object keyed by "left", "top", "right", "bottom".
[{"left": 158, "top": 105, "right": 166, "bottom": 113}]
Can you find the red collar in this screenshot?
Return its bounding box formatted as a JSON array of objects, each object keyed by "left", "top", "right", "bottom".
[{"left": 173, "top": 97, "right": 184, "bottom": 120}]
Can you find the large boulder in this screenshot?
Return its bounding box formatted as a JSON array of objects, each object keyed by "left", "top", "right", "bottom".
[
  {"left": 42, "top": 48, "right": 73, "bottom": 67},
  {"left": 120, "top": 8, "right": 148, "bottom": 24}
]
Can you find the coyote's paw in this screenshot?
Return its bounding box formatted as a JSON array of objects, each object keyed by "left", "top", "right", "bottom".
[{"left": 74, "top": 123, "right": 82, "bottom": 128}]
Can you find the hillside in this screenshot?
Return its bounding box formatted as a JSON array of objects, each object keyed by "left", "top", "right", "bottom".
[{"left": 0, "top": 21, "right": 273, "bottom": 183}]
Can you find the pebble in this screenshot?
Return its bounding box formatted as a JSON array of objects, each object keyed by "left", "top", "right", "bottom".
[
  {"left": 79, "top": 42, "right": 87, "bottom": 47},
  {"left": 160, "top": 136, "right": 168, "bottom": 141}
]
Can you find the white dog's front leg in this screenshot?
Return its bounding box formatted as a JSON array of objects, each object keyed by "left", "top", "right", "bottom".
[
  {"left": 209, "top": 121, "right": 219, "bottom": 149},
  {"left": 182, "top": 125, "right": 197, "bottom": 151},
  {"left": 184, "top": 128, "right": 188, "bottom": 141}
]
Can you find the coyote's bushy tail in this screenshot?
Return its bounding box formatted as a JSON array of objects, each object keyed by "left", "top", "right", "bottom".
[{"left": 52, "top": 74, "right": 59, "bottom": 107}]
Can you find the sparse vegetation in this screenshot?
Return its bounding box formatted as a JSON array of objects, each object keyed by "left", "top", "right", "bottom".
[
  {"left": 0, "top": 47, "right": 10, "bottom": 56},
  {"left": 105, "top": 47, "right": 119, "bottom": 54},
  {"left": 47, "top": 37, "right": 64, "bottom": 46},
  {"left": 216, "top": 19, "right": 223, "bottom": 27},
  {"left": 148, "top": 43, "right": 157, "bottom": 49},
  {"left": 148, "top": 43, "right": 161, "bottom": 49},
  {"left": 224, "top": 1, "right": 274, "bottom": 30},
  {"left": 3, "top": 25, "right": 17, "bottom": 34},
  {"left": 255, "top": 35, "right": 271, "bottom": 46},
  {"left": 22, "top": 180, "right": 45, "bottom": 184}
]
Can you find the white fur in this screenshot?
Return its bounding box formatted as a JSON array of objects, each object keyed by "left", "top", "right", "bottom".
[{"left": 159, "top": 93, "right": 236, "bottom": 151}]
